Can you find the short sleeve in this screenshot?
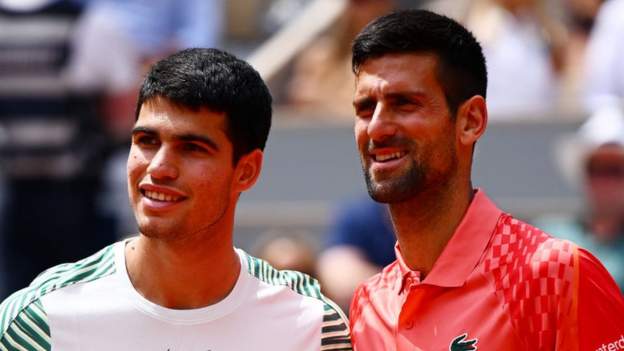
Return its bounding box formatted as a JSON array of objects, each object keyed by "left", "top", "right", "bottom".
[
  {"left": 0, "top": 297, "right": 51, "bottom": 350},
  {"left": 556, "top": 248, "right": 624, "bottom": 350}
]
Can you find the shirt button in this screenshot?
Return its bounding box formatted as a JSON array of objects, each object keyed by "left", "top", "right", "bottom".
[{"left": 404, "top": 321, "right": 414, "bottom": 329}]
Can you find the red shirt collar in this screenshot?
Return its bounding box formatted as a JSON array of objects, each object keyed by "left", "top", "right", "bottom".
[{"left": 395, "top": 189, "right": 503, "bottom": 291}]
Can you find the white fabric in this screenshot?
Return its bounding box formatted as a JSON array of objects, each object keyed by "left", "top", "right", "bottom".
[
  {"left": 64, "top": 5, "right": 140, "bottom": 93},
  {"left": 579, "top": 105, "right": 624, "bottom": 146},
  {"left": 469, "top": 7, "right": 558, "bottom": 119},
  {"left": 41, "top": 242, "right": 325, "bottom": 350},
  {"left": 584, "top": 0, "right": 624, "bottom": 111},
  {"left": 0, "top": 0, "right": 53, "bottom": 11}
]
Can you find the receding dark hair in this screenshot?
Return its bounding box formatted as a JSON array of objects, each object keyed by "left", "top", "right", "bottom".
[
  {"left": 136, "top": 48, "right": 272, "bottom": 162},
  {"left": 352, "top": 9, "right": 487, "bottom": 116}
]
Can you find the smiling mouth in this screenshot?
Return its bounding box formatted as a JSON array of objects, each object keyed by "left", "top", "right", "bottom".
[
  {"left": 141, "top": 189, "right": 184, "bottom": 202},
  {"left": 372, "top": 151, "right": 407, "bottom": 162}
]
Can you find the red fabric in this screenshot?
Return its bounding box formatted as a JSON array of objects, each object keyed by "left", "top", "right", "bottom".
[
  {"left": 571, "top": 249, "right": 624, "bottom": 351},
  {"left": 350, "top": 190, "right": 624, "bottom": 351}
]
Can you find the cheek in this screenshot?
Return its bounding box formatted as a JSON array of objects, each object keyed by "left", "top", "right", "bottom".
[
  {"left": 354, "top": 121, "right": 369, "bottom": 149},
  {"left": 191, "top": 162, "right": 234, "bottom": 192},
  {"left": 127, "top": 149, "right": 147, "bottom": 182},
  {"left": 430, "top": 121, "right": 456, "bottom": 150}
]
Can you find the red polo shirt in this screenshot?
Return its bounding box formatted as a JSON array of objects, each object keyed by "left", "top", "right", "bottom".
[{"left": 350, "top": 190, "right": 624, "bottom": 350}]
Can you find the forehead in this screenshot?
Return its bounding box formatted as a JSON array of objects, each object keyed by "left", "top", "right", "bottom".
[
  {"left": 354, "top": 53, "right": 443, "bottom": 97},
  {"left": 136, "top": 98, "right": 228, "bottom": 136}
]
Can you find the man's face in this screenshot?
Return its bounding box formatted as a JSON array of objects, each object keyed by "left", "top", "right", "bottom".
[
  {"left": 585, "top": 144, "right": 624, "bottom": 215},
  {"left": 127, "top": 98, "right": 236, "bottom": 241},
  {"left": 353, "top": 53, "right": 458, "bottom": 203}
]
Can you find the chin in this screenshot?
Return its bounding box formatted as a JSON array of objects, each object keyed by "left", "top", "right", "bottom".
[
  {"left": 365, "top": 173, "right": 425, "bottom": 204},
  {"left": 366, "top": 182, "right": 414, "bottom": 203},
  {"left": 136, "top": 217, "right": 180, "bottom": 240}
]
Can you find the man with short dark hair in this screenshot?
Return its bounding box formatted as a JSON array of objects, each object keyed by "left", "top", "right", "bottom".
[
  {"left": 348, "top": 9, "right": 624, "bottom": 350},
  {"left": 0, "top": 48, "right": 351, "bottom": 351}
]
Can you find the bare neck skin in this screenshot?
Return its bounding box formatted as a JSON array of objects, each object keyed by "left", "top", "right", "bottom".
[
  {"left": 124, "top": 216, "right": 240, "bottom": 310},
  {"left": 389, "top": 177, "right": 474, "bottom": 278}
]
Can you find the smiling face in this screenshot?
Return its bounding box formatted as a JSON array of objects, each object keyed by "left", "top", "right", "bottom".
[
  {"left": 127, "top": 98, "right": 256, "bottom": 242},
  {"left": 353, "top": 53, "right": 459, "bottom": 203}
]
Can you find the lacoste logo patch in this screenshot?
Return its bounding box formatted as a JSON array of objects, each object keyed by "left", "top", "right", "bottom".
[{"left": 449, "top": 333, "right": 478, "bottom": 351}]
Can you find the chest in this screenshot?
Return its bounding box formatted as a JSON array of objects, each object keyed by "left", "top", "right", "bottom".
[
  {"left": 42, "top": 291, "right": 322, "bottom": 351},
  {"left": 354, "top": 274, "right": 523, "bottom": 351}
]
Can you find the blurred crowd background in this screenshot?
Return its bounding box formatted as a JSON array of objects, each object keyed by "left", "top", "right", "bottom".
[{"left": 1, "top": 0, "right": 623, "bottom": 311}]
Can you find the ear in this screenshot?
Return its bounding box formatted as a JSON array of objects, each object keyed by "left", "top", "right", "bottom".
[
  {"left": 232, "top": 149, "right": 263, "bottom": 193},
  {"left": 455, "top": 95, "right": 487, "bottom": 148}
]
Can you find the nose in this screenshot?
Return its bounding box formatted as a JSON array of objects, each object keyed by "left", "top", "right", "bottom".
[
  {"left": 146, "top": 146, "right": 179, "bottom": 180},
  {"left": 367, "top": 103, "right": 397, "bottom": 142}
]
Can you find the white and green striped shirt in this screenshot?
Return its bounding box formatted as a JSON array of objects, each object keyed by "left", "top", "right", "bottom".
[{"left": 0, "top": 240, "right": 352, "bottom": 350}]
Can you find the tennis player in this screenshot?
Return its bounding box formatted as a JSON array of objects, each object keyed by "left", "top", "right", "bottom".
[
  {"left": 349, "top": 9, "right": 624, "bottom": 350},
  {"left": 0, "top": 48, "right": 351, "bottom": 351}
]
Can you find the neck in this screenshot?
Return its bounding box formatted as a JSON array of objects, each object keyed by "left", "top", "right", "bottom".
[
  {"left": 125, "top": 215, "right": 240, "bottom": 309},
  {"left": 389, "top": 179, "right": 473, "bottom": 277}
]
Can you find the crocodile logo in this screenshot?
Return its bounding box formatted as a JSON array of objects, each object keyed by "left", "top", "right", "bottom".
[{"left": 449, "top": 333, "right": 478, "bottom": 351}]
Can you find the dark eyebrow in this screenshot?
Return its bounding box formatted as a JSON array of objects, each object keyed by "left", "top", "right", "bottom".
[
  {"left": 385, "top": 91, "right": 426, "bottom": 101},
  {"left": 131, "top": 126, "right": 156, "bottom": 136},
  {"left": 131, "top": 126, "right": 219, "bottom": 151}
]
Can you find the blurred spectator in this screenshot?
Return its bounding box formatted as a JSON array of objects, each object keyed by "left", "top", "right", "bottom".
[
  {"left": 285, "top": 0, "right": 397, "bottom": 117},
  {"left": 583, "top": 0, "right": 624, "bottom": 112},
  {"left": 262, "top": 0, "right": 311, "bottom": 34},
  {"left": 254, "top": 230, "right": 317, "bottom": 277},
  {"left": 558, "top": 0, "right": 604, "bottom": 113},
  {"left": 464, "top": 0, "right": 568, "bottom": 118},
  {"left": 535, "top": 105, "right": 624, "bottom": 290},
  {"left": 317, "top": 197, "right": 395, "bottom": 311},
  {"left": 67, "top": 0, "right": 225, "bottom": 139},
  {"left": 563, "top": 0, "right": 603, "bottom": 33},
  {"left": 0, "top": 0, "right": 116, "bottom": 298}
]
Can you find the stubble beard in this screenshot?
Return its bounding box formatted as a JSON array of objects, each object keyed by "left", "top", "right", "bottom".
[
  {"left": 362, "top": 144, "right": 458, "bottom": 204},
  {"left": 363, "top": 157, "right": 428, "bottom": 203}
]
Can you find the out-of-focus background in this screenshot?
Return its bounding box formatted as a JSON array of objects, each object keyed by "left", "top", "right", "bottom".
[{"left": 1, "top": 0, "right": 623, "bottom": 310}]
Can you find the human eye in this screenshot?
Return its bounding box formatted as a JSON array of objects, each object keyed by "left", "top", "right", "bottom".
[
  {"left": 354, "top": 99, "right": 376, "bottom": 119},
  {"left": 393, "top": 96, "right": 420, "bottom": 112},
  {"left": 392, "top": 95, "right": 423, "bottom": 113},
  {"left": 181, "top": 142, "right": 208, "bottom": 153},
  {"left": 133, "top": 133, "right": 159, "bottom": 147}
]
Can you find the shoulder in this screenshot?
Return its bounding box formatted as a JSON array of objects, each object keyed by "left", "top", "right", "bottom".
[
  {"left": 485, "top": 213, "right": 621, "bottom": 298},
  {"left": 481, "top": 214, "right": 624, "bottom": 347},
  {"left": 482, "top": 215, "right": 579, "bottom": 296},
  {"left": 0, "top": 295, "right": 49, "bottom": 350},
  {"left": 569, "top": 248, "right": 624, "bottom": 349},
  {"left": 483, "top": 214, "right": 575, "bottom": 274},
  {"left": 29, "top": 243, "right": 117, "bottom": 295},
  {"left": 0, "top": 244, "right": 117, "bottom": 349},
  {"left": 574, "top": 246, "right": 623, "bottom": 298},
  {"left": 241, "top": 251, "right": 352, "bottom": 350}
]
